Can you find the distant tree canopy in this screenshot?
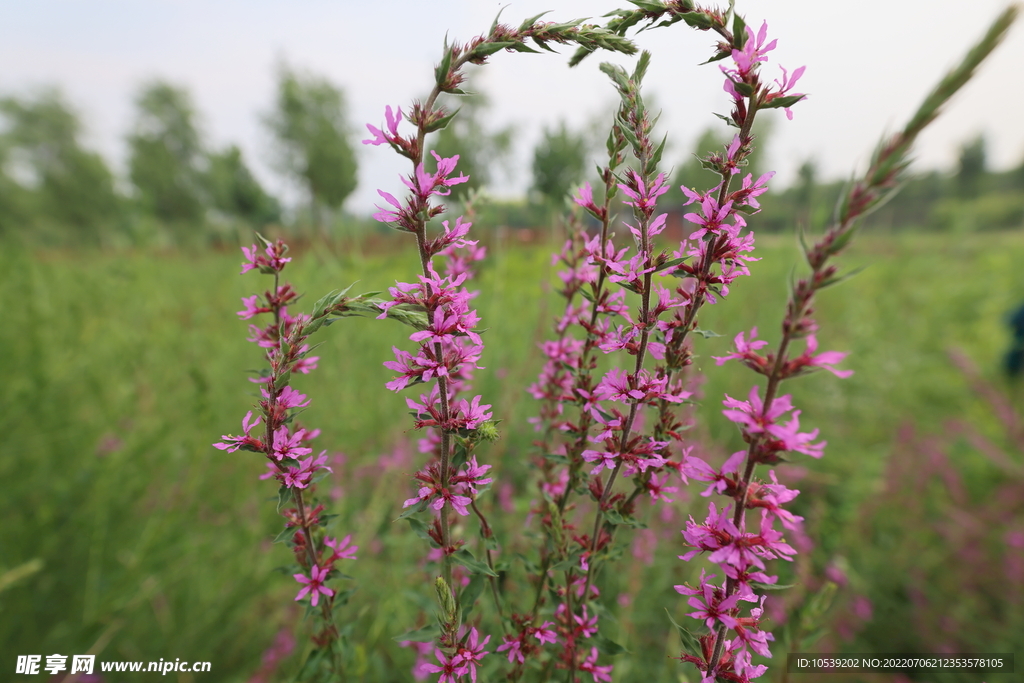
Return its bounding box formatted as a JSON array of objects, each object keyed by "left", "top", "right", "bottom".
[
  {"left": 956, "top": 133, "right": 987, "bottom": 198},
  {"left": 531, "top": 120, "right": 589, "bottom": 206},
  {"left": 672, "top": 127, "right": 722, "bottom": 199},
  {"left": 127, "top": 81, "right": 207, "bottom": 227},
  {"left": 206, "top": 145, "right": 280, "bottom": 227},
  {"left": 265, "top": 65, "right": 357, "bottom": 227},
  {"left": 670, "top": 119, "right": 773, "bottom": 205},
  {"left": 0, "top": 89, "right": 120, "bottom": 240}
]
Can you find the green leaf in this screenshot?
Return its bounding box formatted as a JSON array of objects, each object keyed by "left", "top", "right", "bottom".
[
  {"left": 733, "top": 81, "right": 755, "bottom": 97},
  {"left": 550, "top": 551, "right": 583, "bottom": 572},
  {"left": 654, "top": 256, "right": 687, "bottom": 273},
  {"left": 762, "top": 94, "right": 805, "bottom": 111},
  {"left": 508, "top": 41, "right": 542, "bottom": 54},
  {"left": 395, "top": 500, "right": 427, "bottom": 521},
  {"left": 423, "top": 107, "right": 461, "bottom": 134},
  {"left": 471, "top": 41, "right": 516, "bottom": 58},
  {"left": 751, "top": 581, "right": 795, "bottom": 591},
  {"left": 649, "top": 133, "right": 669, "bottom": 172},
  {"left": 593, "top": 633, "right": 630, "bottom": 656},
  {"left": 451, "top": 548, "right": 498, "bottom": 577},
  {"left": 405, "top": 517, "right": 434, "bottom": 543},
  {"left": 544, "top": 453, "right": 570, "bottom": 465},
  {"left": 692, "top": 328, "right": 721, "bottom": 339},
  {"left": 519, "top": 11, "right": 551, "bottom": 31},
  {"left": 332, "top": 588, "right": 356, "bottom": 611},
  {"left": 273, "top": 525, "right": 300, "bottom": 545},
  {"left": 665, "top": 608, "right": 703, "bottom": 658},
  {"left": 732, "top": 11, "right": 748, "bottom": 50},
  {"left": 460, "top": 574, "right": 488, "bottom": 618},
  {"left": 515, "top": 553, "right": 539, "bottom": 574},
  {"left": 603, "top": 509, "right": 647, "bottom": 528},
  {"left": 680, "top": 12, "right": 717, "bottom": 30},
  {"left": 817, "top": 265, "right": 868, "bottom": 290},
  {"left": 274, "top": 370, "right": 292, "bottom": 391},
  {"left": 381, "top": 305, "right": 430, "bottom": 331},
  {"left": 295, "top": 648, "right": 326, "bottom": 681},
  {"left": 276, "top": 485, "right": 293, "bottom": 512},
  {"left": 310, "top": 289, "right": 338, "bottom": 319},
  {"left": 435, "top": 47, "right": 453, "bottom": 87},
  {"left": 392, "top": 623, "right": 440, "bottom": 643}
]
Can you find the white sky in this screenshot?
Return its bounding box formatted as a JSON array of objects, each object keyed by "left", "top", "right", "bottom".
[{"left": 2, "top": 0, "right": 1022, "bottom": 214}]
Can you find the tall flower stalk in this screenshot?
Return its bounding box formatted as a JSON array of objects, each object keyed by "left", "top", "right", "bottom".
[
  {"left": 215, "top": 235, "right": 373, "bottom": 678},
  {"left": 214, "top": 2, "right": 1016, "bottom": 682}
]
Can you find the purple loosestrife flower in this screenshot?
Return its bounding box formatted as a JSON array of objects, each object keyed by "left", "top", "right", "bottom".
[
  {"left": 579, "top": 647, "right": 613, "bottom": 683},
  {"left": 362, "top": 104, "right": 403, "bottom": 147},
  {"left": 241, "top": 240, "right": 291, "bottom": 274},
  {"left": 683, "top": 196, "right": 737, "bottom": 241},
  {"left": 271, "top": 426, "right": 314, "bottom": 461},
  {"left": 731, "top": 22, "right": 777, "bottom": 76},
  {"left": 294, "top": 565, "right": 333, "bottom": 607},
  {"left": 265, "top": 385, "right": 310, "bottom": 410},
  {"left": 453, "top": 627, "right": 490, "bottom": 683},
  {"left": 713, "top": 327, "right": 770, "bottom": 370},
  {"left": 767, "top": 65, "right": 807, "bottom": 119},
  {"left": 684, "top": 579, "right": 742, "bottom": 631},
  {"left": 684, "top": 450, "right": 746, "bottom": 498},
  {"left": 784, "top": 335, "right": 853, "bottom": 378},
  {"left": 618, "top": 170, "right": 670, "bottom": 213},
  {"left": 237, "top": 295, "right": 271, "bottom": 320},
  {"left": 324, "top": 535, "right": 358, "bottom": 561},
  {"left": 282, "top": 452, "right": 332, "bottom": 489},
  {"left": 213, "top": 411, "right": 263, "bottom": 453},
  {"left": 422, "top": 649, "right": 468, "bottom": 683}
]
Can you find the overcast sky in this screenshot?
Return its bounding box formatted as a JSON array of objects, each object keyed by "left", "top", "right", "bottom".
[{"left": 2, "top": 0, "right": 1022, "bottom": 214}]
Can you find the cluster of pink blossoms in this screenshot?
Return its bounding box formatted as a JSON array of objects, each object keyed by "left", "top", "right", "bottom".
[
  {"left": 365, "top": 102, "right": 496, "bottom": 679},
  {"left": 524, "top": 17, "right": 829, "bottom": 683},
  {"left": 214, "top": 237, "right": 356, "bottom": 620},
  {"left": 665, "top": 22, "right": 849, "bottom": 683}
]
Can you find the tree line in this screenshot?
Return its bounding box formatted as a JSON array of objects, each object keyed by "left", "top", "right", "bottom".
[
  {"left": 2, "top": 65, "right": 1021, "bottom": 247},
  {"left": 0, "top": 65, "right": 359, "bottom": 246}
]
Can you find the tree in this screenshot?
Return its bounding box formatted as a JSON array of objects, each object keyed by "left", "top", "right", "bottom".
[
  {"left": 0, "top": 89, "right": 120, "bottom": 241},
  {"left": 531, "top": 120, "right": 589, "bottom": 206},
  {"left": 127, "top": 81, "right": 207, "bottom": 227},
  {"left": 671, "top": 118, "right": 772, "bottom": 204},
  {"left": 265, "top": 65, "right": 357, "bottom": 228},
  {"left": 207, "top": 145, "right": 280, "bottom": 227},
  {"left": 956, "top": 133, "right": 987, "bottom": 198},
  {"left": 672, "top": 127, "right": 721, "bottom": 200},
  {"left": 428, "top": 89, "right": 513, "bottom": 200}
]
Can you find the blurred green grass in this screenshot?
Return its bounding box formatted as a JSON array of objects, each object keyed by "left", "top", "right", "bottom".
[{"left": 1, "top": 231, "right": 1021, "bottom": 682}]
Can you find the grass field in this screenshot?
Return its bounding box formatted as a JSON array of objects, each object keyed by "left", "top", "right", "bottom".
[{"left": 2, "top": 230, "right": 1022, "bottom": 682}]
